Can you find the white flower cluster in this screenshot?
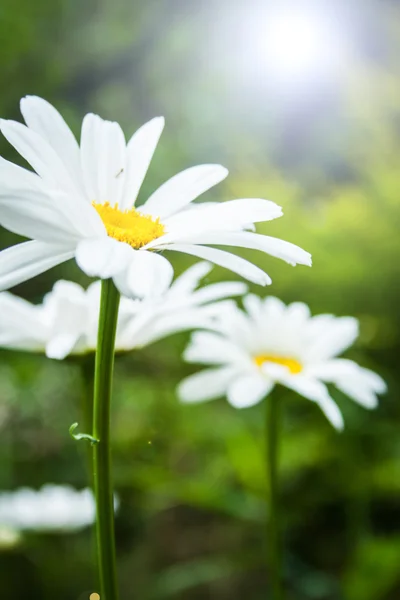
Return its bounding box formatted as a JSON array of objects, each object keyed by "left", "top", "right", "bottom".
[
  {"left": 0, "top": 97, "right": 387, "bottom": 432},
  {"left": 0, "top": 262, "right": 245, "bottom": 359}
]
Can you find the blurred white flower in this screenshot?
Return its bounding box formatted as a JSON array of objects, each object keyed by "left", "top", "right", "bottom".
[
  {"left": 0, "top": 262, "right": 246, "bottom": 359},
  {"left": 0, "top": 96, "right": 311, "bottom": 296},
  {"left": 178, "top": 295, "right": 387, "bottom": 429},
  {"left": 0, "top": 485, "right": 96, "bottom": 532}
]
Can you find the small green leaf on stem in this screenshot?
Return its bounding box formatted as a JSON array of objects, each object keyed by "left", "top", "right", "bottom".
[{"left": 69, "top": 422, "right": 99, "bottom": 445}]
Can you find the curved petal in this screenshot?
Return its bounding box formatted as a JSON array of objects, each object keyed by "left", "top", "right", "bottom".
[
  {"left": 20, "top": 96, "right": 84, "bottom": 195},
  {"left": 166, "top": 231, "right": 312, "bottom": 267},
  {"left": 281, "top": 375, "right": 344, "bottom": 430},
  {"left": 140, "top": 164, "right": 228, "bottom": 219},
  {"left": 169, "top": 261, "right": 213, "bottom": 296},
  {"left": 0, "top": 189, "right": 83, "bottom": 245},
  {"left": 157, "top": 199, "right": 283, "bottom": 242},
  {"left": 183, "top": 331, "right": 248, "bottom": 365},
  {"left": 189, "top": 281, "right": 248, "bottom": 306},
  {"left": 45, "top": 333, "right": 82, "bottom": 360},
  {"left": 227, "top": 374, "right": 273, "bottom": 408},
  {"left": 307, "top": 359, "right": 386, "bottom": 408},
  {"left": 131, "top": 310, "right": 217, "bottom": 348},
  {"left": 80, "top": 114, "right": 126, "bottom": 206},
  {"left": 0, "top": 119, "right": 80, "bottom": 198},
  {"left": 178, "top": 366, "right": 237, "bottom": 404},
  {"left": 243, "top": 293, "right": 264, "bottom": 321},
  {"left": 305, "top": 317, "right": 359, "bottom": 361},
  {"left": 0, "top": 241, "right": 74, "bottom": 291},
  {"left": 334, "top": 379, "right": 379, "bottom": 409},
  {"left": 0, "top": 292, "right": 47, "bottom": 349},
  {"left": 75, "top": 237, "right": 133, "bottom": 279},
  {"left": 157, "top": 244, "right": 271, "bottom": 286},
  {"left": 120, "top": 116, "right": 165, "bottom": 210},
  {"left": 113, "top": 250, "right": 173, "bottom": 299}
]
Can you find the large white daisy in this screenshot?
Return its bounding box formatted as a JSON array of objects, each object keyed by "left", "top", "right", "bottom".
[
  {"left": 178, "top": 295, "right": 387, "bottom": 429},
  {"left": 0, "top": 261, "right": 246, "bottom": 359},
  {"left": 0, "top": 96, "right": 311, "bottom": 296}
]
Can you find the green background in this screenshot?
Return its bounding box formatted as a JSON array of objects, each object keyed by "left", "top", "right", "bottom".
[{"left": 0, "top": 0, "right": 399, "bottom": 598}]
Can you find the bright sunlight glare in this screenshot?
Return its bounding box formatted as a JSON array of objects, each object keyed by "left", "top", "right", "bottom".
[{"left": 259, "top": 9, "right": 345, "bottom": 84}]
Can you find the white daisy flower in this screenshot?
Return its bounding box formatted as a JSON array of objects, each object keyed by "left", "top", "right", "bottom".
[
  {"left": 0, "top": 261, "right": 246, "bottom": 360},
  {"left": 0, "top": 96, "right": 311, "bottom": 296},
  {"left": 0, "top": 485, "right": 96, "bottom": 532},
  {"left": 178, "top": 295, "right": 387, "bottom": 429}
]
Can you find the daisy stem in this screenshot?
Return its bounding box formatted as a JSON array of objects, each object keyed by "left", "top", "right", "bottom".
[
  {"left": 93, "top": 279, "right": 120, "bottom": 600},
  {"left": 266, "top": 396, "right": 284, "bottom": 600},
  {"left": 81, "top": 356, "right": 95, "bottom": 474}
]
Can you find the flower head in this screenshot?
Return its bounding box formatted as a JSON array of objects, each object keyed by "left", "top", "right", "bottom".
[
  {"left": 178, "top": 295, "right": 387, "bottom": 429},
  {"left": 0, "top": 262, "right": 246, "bottom": 359},
  {"left": 0, "top": 96, "right": 311, "bottom": 296}
]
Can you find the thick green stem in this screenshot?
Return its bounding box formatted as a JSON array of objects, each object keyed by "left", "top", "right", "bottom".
[
  {"left": 93, "top": 279, "right": 120, "bottom": 600},
  {"left": 266, "top": 396, "right": 284, "bottom": 600}
]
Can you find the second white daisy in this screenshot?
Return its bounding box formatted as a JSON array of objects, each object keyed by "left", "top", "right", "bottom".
[{"left": 178, "top": 295, "right": 387, "bottom": 429}]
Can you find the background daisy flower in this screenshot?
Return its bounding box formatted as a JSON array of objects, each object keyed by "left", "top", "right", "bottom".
[
  {"left": 0, "top": 96, "right": 311, "bottom": 297},
  {"left": 0, "top": 262, "right": 246, "bottom": 360},
  {"left": 178, "top": 295, "right": 387, "bottom": 429}
]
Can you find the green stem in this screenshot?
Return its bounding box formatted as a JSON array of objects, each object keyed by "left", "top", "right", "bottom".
[
  {"left": 80, "top": 355, "right": 95, "bottom": 477},
  {"left": 93, "top": 279, "right": 120, "bottom": 600},
  {"left": 81, "top": 355, "right": 95, "bottom": 437},
  {"left": 266, "top": 396, "right": 284, "bottom": 600}
]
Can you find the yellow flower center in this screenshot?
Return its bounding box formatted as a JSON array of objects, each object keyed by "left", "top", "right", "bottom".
[
  {"left": 254, "top": 354, "right": 303, "bottom": 374},
  {"left": 93, "top": 202, "right": 165, "bottom": 249}
]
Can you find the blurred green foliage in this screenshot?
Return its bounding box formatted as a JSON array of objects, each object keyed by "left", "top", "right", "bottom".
[{"left": 0, "top": 0, "right": 400, "bottom": 598}]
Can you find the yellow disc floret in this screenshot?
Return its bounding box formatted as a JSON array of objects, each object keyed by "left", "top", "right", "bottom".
[
  {"left": 254, "top": 354, "right": 302, "bottom": 374},
  {"left": 93, "top": 202, "right": 165, "bottom": 249}
]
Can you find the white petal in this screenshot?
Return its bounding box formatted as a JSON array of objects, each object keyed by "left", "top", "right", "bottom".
[
  {"left": 169, "top": 261, "right": 213, "bottom": 296},
  {"left": 157, "top": 244, "right": 271, "bottom": 286},
  {"left": 306, "top": 317, "right": 359, "bottom": 361},
  {"left": 178, "top": 367, "right": 237, "bottom": 404},
  {"left": 119, "top": 117, "right": 165, "bottom": 210},
  {"left": 113, "top": 250, "right": 173, "bottom": 299},
  {"left": 189, "top": 281, "right": 248, "bottom": 305},
  {"left": 0, "top": 292, "right": 47, "bottom": 350},
  {"left": 183, "top": 331, "right": 248, "bottom": 365},
  {"left": 20, "top": 96, "right": 84, "bottom": 195},
  {"left": 80, "top": 114, "right": 126, "bottom": 206},
  {"left": 282, "top": 375, "right": 344, "bottom": 430},
  {"left": 158, "top": 199, "right": 283, "bottom": 241},
  {"left": 227, "top": 374, "right": 273, "bottom": 408},
  {"left": 308, "top": 359, "right": 386, "bottom": 408},
  {"left": 46, "top": 334, "right": 82, "bottom": 360},
  {"left": 132, "top": 310, "right": 218, "bottom": 348},
  {"left": 172, "top": 231, "right": 311, "bottom": 267},
  {"left": 0, "top": 189, "right": 82, "bottom": 245},
  {"left": 242, "top": 293, "right": 264, "bottom": 321},
  {"left": 0, "top": 119, "right": 80, "bottom": 198},
  {"left": 0, "top": 241, "right": 74, "bottom": 291},
  {"left": 75, "top": 237, "right": 133, "bottom": 279},
  {"left": 140, "top": 164, "right": 228, "bottom": 219},
  {"left": 334, "top": 379, "right": 378, "bottom": 409},
  {"left": 0, "top": 156, "right": 105, "bottom": 241}
]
